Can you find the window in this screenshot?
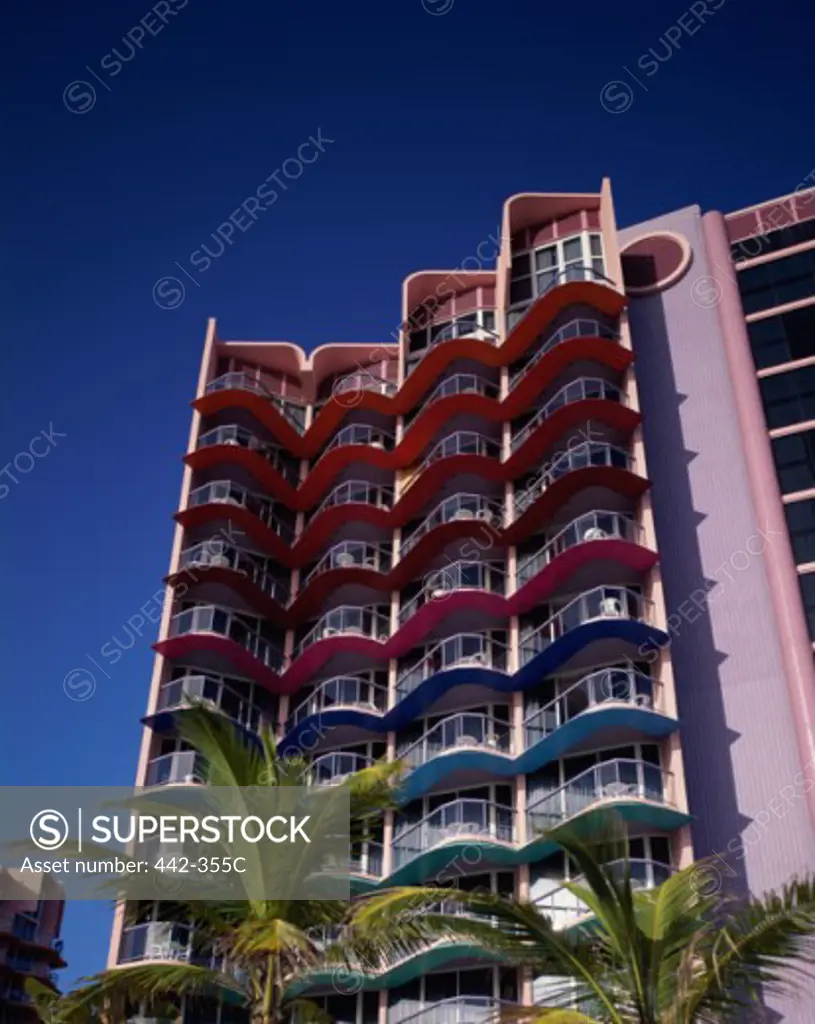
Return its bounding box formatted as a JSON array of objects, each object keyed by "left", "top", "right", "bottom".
[
  {"left": 747, "top": 304, "right": 815, "bottom": 369},
  {"left": 509, "top": 232, "right": 605, "bottom": 321},
  {"left": 407, "top": 308, "right": 496, "bottom": 356},
  {"left": 772, "top": 428, "right": 815, "bottom": 493},
  {"left": 759, "top": 365, "right": 815, "bottom": 429},
  {"left": 785, "top": 500, "right": 815, "bottom": 565},
  {"left": 731, "top": 217, "right": 815, "bottom": 264},
  {"left": 798, "top": 572, "right": 815, "bottom": 639},
  {"left": 738, "top": 248, "right": 815, "bottom": 315}
]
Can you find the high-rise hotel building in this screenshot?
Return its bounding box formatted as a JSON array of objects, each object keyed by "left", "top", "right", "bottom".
[{"left": 109, "top": 181, "right": 815, "bottom": 1023}]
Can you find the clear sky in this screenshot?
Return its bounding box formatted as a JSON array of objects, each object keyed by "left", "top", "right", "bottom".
[{"left": 2, "top": 0, "right": 812, "bottom": 991}]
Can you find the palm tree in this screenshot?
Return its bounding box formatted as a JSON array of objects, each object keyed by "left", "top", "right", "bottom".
[
  {"left": 341, "top": 818, "right": 815, "bottom": 1023},
  {"left": 59, "top": 705, "right": 403, "bottom": 1024}
]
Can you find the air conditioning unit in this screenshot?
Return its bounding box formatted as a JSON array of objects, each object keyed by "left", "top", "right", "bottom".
[
  {"left": 583, "top": 527, "right": 608, "bottom": 541},
  {"left": 599, "top": 598, "right": 623, "bottom": 617}
]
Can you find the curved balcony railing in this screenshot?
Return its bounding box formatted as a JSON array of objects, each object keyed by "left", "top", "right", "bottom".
[
  {"left": 398, "top": 712, "right": 513, "bottom": 770},
  {"left": 333, "top": 373, "right": 398, "bottom": 398},
  {"left": 321, "top": 423, "right": 395, "bottom": 458},
  {"left": 406, "top": 374, "right": 501, "bottom": 425},
  {"left": 393, "top": 799, "right": 515, "bottom": 868},
  {"left": 507, "top": 266, "right": 618, "bottom": 332},
  {"left": 205, "top": 372, "right": 307, "bottom": 431},
  {"left": 418, "top": 431, "right": 501, "bottom": 475},
  {"left": 398, "top": 560, "right": 506, "bottom": 626},
  {"left": 296, "top": 605, "right": 391, "bottom": 658},
  {"left": 513, "top": 441, "right": 633, "bottom": 519},
  {"left": 350, "top": 841, "right": 384, "bottom": 877},
  {"left": 516, "top": 510, "right": 640, "bottom": 587},
  {"left": 406, "top": 315, "right": 500, "bottom": 378},
  {"left": 510, "top": 377, "right": 625, "bottom": 453},
  {"left": 524, "top": 667, "right": 656, "bottom": 744},
  {"left": 168, "top": 604, "right": 284, "bottom": 672},
  {"left": 397, "top": 997, "right": 512, "bottom": 1024},
  {"left": 303, "top": 540, "right": 392, "bottom": 588},
  {"left": 400, "top": 493, "right": 502, "bottom": 559},
  {"left": 312, "top": 751, "right": 372, "bottom": 785},
  {"left": 397, "top": 633, "right": 509, "bottom": 698},
  {"left": 432, "top": 317, "right": 500, "bottom": 345},
  {"left": 156, "top": 673, "right": 274, "bottom": 734},
  {"left": 311, "top": 479, "right": 394, "bottom": 521},
  {"left": 185, "top": 480, "right": 294, "bottom": 540},
  {"left": 118, "top": 921, "right": 221, "bottom": 967},
  {"left": 144, "top": 750, "right": 207, "bottom": 788},
  {"left": 286, "top": 674, "right": 388, "bottom": 732},
  {"left": 536, "top": 858, "right": 673, "bottom": 928},
  {"left": 178, "top": 540, "right": 291, "bottom": 605},
  {"left": 527, "top": 758, "right": 671, "bottom": 831},
  {"left": 510, "top": 318, "right": 620, "bottom": 389},
  {"left": 519, "top": 586, "right": 652, "bottom": 665},
  {"left": 195, "top": 424, "right": 299, "bottom": 483}
]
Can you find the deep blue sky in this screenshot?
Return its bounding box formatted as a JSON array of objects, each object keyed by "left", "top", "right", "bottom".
[{"left": 2, "top": 0, "right": 812, "bottom": 990}]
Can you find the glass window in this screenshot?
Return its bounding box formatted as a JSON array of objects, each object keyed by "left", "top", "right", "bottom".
[
  {"left": 772, "top": 428, "right": 815, "bottom": 493},
  {"left": 739, "top": 249, "right": 815, "bottom": 315},
  {"left": 785, "top": 500, "right": 815, "bottom": 565},
  {"left": 731, "top": 217, "right": 815, "bottom": 264},
  {"left": 798, "top": 572, "right": 815, "bottom": 640},
  {"left": 759, "top": 365, "right": 815, "bottom": 429},
  {"left": 747, "top": 304, "right": 815, "bottom": 369}
]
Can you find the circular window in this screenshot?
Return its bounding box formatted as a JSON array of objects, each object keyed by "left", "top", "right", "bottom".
[{"left": 620, "top": 231, "right": 692, "bottom": 295}]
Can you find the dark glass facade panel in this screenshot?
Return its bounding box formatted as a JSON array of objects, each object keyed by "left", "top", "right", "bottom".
[
  {"left": 747, "top": 304, "right": 815, "bottom": 369},
  {"left": 797, "top": 571, "right": 815, "bottom": 640},
  {"left": 731, "top": 217, "right": 815, "bottom": 264},
  {"left": 785, "top": 500, "right": 815, "bottom": 566},
  {"left": 738, "top": 249, "right": 815, "bottom": 315},
  {"left": 759, "top": 365, "right": 815, "bottom": 429},
  {"left": 772, "top": 429, "right": 815, "bottom": 494}
]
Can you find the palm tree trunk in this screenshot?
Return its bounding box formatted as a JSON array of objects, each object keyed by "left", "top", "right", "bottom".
[{"left": 261, "top": 955, "right": 275, "bottom": 1024}]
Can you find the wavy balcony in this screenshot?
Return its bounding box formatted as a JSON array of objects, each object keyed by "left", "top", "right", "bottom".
[
  {"left": 157, "top": 530, "right": 664, "bottom": 692},
  {"left": 283, "top": 587, "right": 664, "bottom": 739},
  {"left": 232, "top": 371, "right": 637, "bottom": 510},
  {"left": 143, "top": 672, "right": 277, "bottom": 736},
  {"left": 118, "top": 921, "right": 222, "bottom": 968},
  {"left": 154, "top": 604, "right": 285, "bottom": 690},
  {"left": 381, "top": 758, "right": 687, "bottom": 887},
  {"left": 536, "top": 857, "right": 672, "bottom": 931},
  {"left": 395, "top": 669, "right": 676, "bottom": 802},
  {"left": 178, "top": 438, "right": 646, "bottom": 573},
  {"left": 193, "top": 269, "right": 627, "bottom": 453},
  {"left": 144, "top": 750, "right": 207, "bottom": 788}
]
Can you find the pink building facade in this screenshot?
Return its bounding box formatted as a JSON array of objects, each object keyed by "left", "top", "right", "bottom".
[{"left": 109, "top": 182, "right": 815, "bottom": 1023}]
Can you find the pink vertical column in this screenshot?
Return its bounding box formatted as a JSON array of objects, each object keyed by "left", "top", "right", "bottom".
[{"left": 703, "top": 211, "right": 815, "bottom": 827}]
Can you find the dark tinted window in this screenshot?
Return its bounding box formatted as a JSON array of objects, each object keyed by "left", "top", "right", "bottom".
[
  {"left": 731, "top": 217, "right": 815, "bottom": 264},
  {"left": 739, "top": 249, "right": 815, "bottom": 315},
  {"left": 747, "top": 304, "right": 815, "bottom": 369},
  {"left": 759, "top": 365, "right": 815, "bottom": 429},
  {"left": 772, "top": 429, "right": 815, "bottom": 494},
  {"left": 798, "top": 572, "right": 815, "bottom": 639},
  {"left": 785, "top": 500, "right": 815, "bottom": 566}
]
